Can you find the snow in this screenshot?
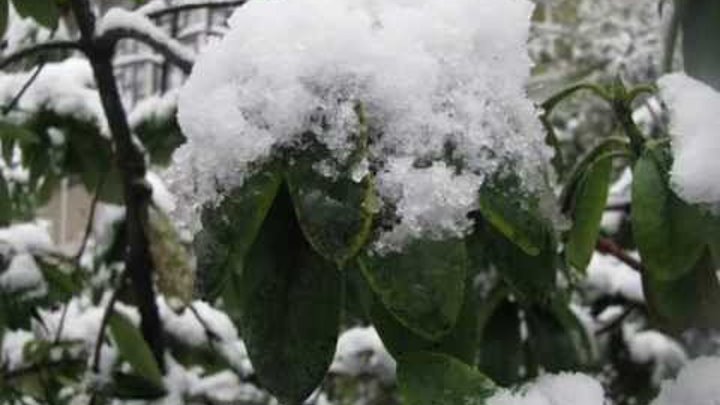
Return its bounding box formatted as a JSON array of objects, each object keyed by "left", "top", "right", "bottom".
[
  {"left": 0, "top": 221, "right": 53, "bottom": 253},
  {"left": 330, "top": 326, "right": 396, "bottom": 384},
  {"left": 172, "top": 0, "right": 553, "bottom": 248},
  {"left": 658, "top": 73, "right": 720, "bottom": 205},
  {"left": 652, "top": 357, "right": 720, "bottom": 405},
  {"left": 623, "top": 325, "right": 687, "bottom": 384},
  {"left": 0, "top": 58, "right": 106, "bottom": 132},
  {"left": 97, "top": 8, "right": 196, "bottom": 65},
  {"left": 488, "top": 373, "right": 605, "bottom": 405},
  {"left": 147, "top": 171, "right": 177, "bottom": 213},
  {"left": 0, "top": 329, "right": 34, "bottom": 371},
  {"left": 0, "top": 253, "right": 46, "bottom": 295},
  {"left": 584, "top": 252, "right": 644, "bottom": 303},
  {"left": 128, "top": 90, "right": 179, "bottom": 129}
]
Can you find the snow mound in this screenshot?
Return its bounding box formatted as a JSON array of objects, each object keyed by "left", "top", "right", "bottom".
[
  {"left": 652, "top": 356, "right": 720, "bottom": 405},
  {"left": 488, "top": 373, "right": 605, "bottom": 405},
  {"left": 658, "top": 73, "right": 720, "bottom": 204},
  {"left": 172, "top": 0, "right": 551, "bottom": 249},
  {"left": 0, "top": 58, "right": 105, "bottom": 132}
]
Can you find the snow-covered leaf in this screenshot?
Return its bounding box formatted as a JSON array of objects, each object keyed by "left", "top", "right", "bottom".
[
  {"left": 286, "top": 139, "right": 374, "bottom": 267},
  {"left": 632, "top": 147, "right": 706, "bottom": 281}
]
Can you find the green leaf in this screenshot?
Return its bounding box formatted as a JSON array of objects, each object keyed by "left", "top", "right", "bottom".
[
  {"left": 643, "top": 249, "right": 720, "bottom": 331},
  {"left": 526, "top": 302, "right": 594, "bottom": 372},
  {"left": 11, "top": 0, "right": 59, "bottom": 29},
  {"left": 478, "top": 172, "right": 548, "bottom": 256},
  {"left": 371, "top": 280, "right": 478, "bottom": 365},
  {"left": 108, "top": 312, "right": 165, "bottom": 390},
  {"left": 240, "top": 184, "right": 341, "bottom": 404},
  {"left": 109, "top": 372, "right": 167, "bottom": 400},
  {"left": 287, "top": 155, "right": 375, "bottom": 268},
  {"left": 397, "top": 352, "right": 495, "bottom": 405},
  {"left": 679, "top": 0, "right": 720, "bottom": 90},
  {"left": 0, "top": 0, "right": 8, "bottom": 38},
  {"left": 358, "top": 238, "right": 467, "bottom": 340},
  {"left": 477, "top": 297, "right": 524, "bottom": 385},
  {"left": 195, "top": 167, "right": 282, "bottom": 302},
  {"left": 632, "top": 148, "right": 706, "bottom": 281},
  {"left": 0, "top": 172, "right": 11, "bottom": 226},
  {"left": 471, "top": 218, "right": 557, "bottom": 303},
  {"left": 133, "top": 111, "right": 186, "bottom": 166},
  {"left": 566, "top": 156, "right": 612, "bottom": 271}
]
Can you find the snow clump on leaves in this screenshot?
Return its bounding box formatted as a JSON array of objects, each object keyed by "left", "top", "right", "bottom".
[{"left": 172, "top": 0, "right": 552, "bottom": 250}]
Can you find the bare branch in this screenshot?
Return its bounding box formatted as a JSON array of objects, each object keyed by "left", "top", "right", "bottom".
[
  {"left": 0, "top": 40, "right": 82, "bottom": 71},
  {"left": 596, "top": 237, "right": 643, "bottom": 273},
  {"left": 69, "top": 0, "right": 166, "bottom": 371},
  {"left": 145, "top": 0, "right": 249, "bottom": 19},
  {"left": 101, "top": 27, "right": 194, "bottom": 74}
]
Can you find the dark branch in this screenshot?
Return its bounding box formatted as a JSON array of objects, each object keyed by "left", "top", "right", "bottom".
[
  {"left": 596, "top": 237, "right": 643, "bottom": 272},
  {"left": 0, "top": 41, "right": 82, "bottom": 71},
  {"left": 1, "top": 63, "right": 46, "bottom": 114},
  {"left": 100, "top": 26, "right": 194, "bottom": 74},
  {"left": 69, "top": 0, "right": 166, "bottom": 371},
  {"left": 145, "top": 0, "right": 249, "bottom": 19}
]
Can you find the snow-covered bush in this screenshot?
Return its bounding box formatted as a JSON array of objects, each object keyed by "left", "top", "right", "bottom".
[{"left": 2, "top": 0, "right": 720, "bottom": 404}]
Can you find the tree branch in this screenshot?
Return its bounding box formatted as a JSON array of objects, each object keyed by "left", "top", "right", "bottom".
[
  {"left": 0, "top": 40, "right": 82, "bottom": 71},
  {"left": 145, "top": 0, "right": 249, "bottom": 19},
  {"left": 68, "top": 0, "right": 166, "bottom": 371},
  {"left": 98, "top": 9, "right": 195, "bottom": 74},
  {"left": 596, "top": 237, "right": 643, "bottom": 273}
]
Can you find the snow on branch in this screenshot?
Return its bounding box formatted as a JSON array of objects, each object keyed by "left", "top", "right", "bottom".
[
  {"left": 0, "top": 40, "right": 82, "bottom": 70},
  {"left": 97, "top": 8, "right": 196, "bottom": 74},
  {"left": 140, "top": 0, "right": 249, "bottom": 19}
]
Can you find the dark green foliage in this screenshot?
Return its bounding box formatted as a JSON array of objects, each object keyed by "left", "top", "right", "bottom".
[
  {"left": 358, "top": 238, "right": 467, "bottom": 341},
  {"left": 195, "top": 167, "right": 282, "bottom": 302},
  {"left": 11, "top": 0, "right": 59, "bottom": 29},
  {"left": 632, "top": 147, "right": 706, "bottom": 281},
  {"left": 108, "top": 311, "right": 165, "bottom": 390},
  {"left": 397, "top": 352, "right": 495, "bottom": 405},
  {"left": 566, "top": 155, "right": 612, "bottom": 271},
  {"left": 477, "top": 296, "right": 524, "bottom": 386},
  {"left": 239, "top": 185, "right": 341, "bottom": 404},
  {"left": 287, "top": 152, "right": 374, "bottom": 268},
  {"left": 371, "top": 281, "right": 478, "bottom": 365},
  {"left": 470, "top": 218, "right": 557, "bottom": 304}
]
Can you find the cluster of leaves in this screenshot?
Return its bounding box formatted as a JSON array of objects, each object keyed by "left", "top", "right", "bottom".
[{"left": 195, "top": 100, "right": 598, "bottom": 405}]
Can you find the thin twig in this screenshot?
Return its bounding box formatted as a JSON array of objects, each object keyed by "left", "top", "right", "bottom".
[
  {"left": 595, "top": 305, "right": 636, "bottom": 335},
  {"left": 73, "top": 179, "right": 104, "bottom": 265},
  {"left": 145, "top": 0, "right": 249, "bottom": 19},
  {"left": 1, "top": 63, "right": 46, "bottom": 115},
  {"left": 54, "top": 180, "right": 104, "bottom": 344},
  {"left": 0, "top": 40, "right": 83, "bottom": 71},
  {"left": 596, "top": 238, "right": 643, "bottom": 272},
  {"left": 91, "top": 272, "right": 127, "bottom": 374}
]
